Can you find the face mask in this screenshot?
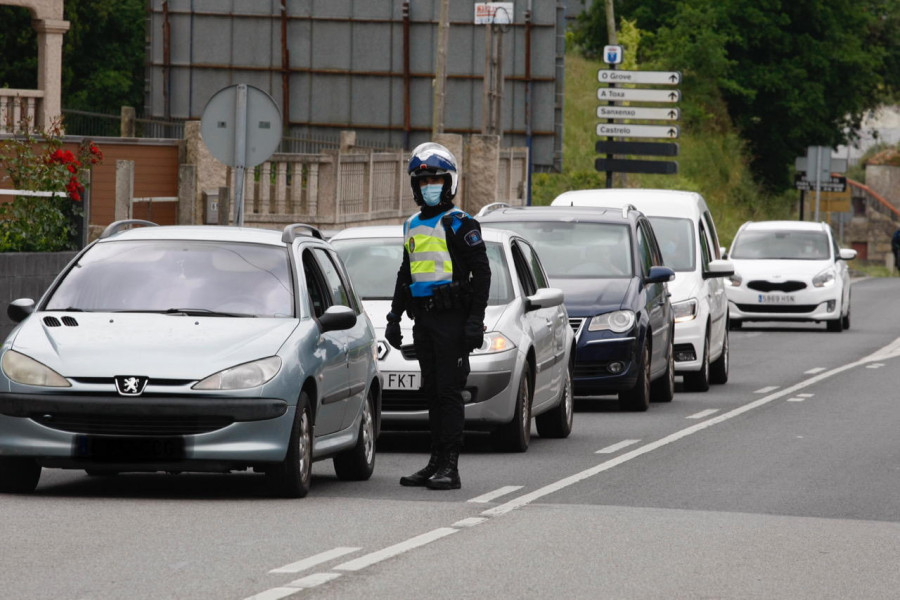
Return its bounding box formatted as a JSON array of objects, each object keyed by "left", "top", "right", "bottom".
[{"left": 421, "top": 184, "right": 443, "bottom": 207}]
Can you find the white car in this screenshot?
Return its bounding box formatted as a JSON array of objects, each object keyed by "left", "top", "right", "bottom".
[
  {"left": 551, "top": 189, "right": 734, "bottom": 391},
  {"left": 330, "top": 225, "right": 575, "bottom": 452},
  {"left": 724, "top": 220, "right": 856, "bottom": 331}
]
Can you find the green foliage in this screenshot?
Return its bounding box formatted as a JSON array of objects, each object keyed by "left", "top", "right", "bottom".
[
  {"left": 0, "top": 0, "right": 145, "bottom": 112},
  {"left": 0, "top": 123, "right": 103, "bottom": 252}
]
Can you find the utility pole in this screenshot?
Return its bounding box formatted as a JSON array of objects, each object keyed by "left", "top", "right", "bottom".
[{"left": 432, "top": 0, "right": 450, "bottom": 136}]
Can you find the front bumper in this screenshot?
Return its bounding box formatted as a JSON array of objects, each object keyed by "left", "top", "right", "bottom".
[
  {"left": 571, "top": 334, "right": 640, "bottom": 396},
  {"left": 671, "top": 317, "right": 706, "bottom": 373},
  {"left": 727, "top": 290, "right": 840, "bottom": 322},
  {"left": 0, "top": 392, "right": 294, "bottom": 468}
]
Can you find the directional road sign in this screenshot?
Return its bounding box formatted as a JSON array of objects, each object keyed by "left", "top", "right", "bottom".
[
  {"left": 595, "top": 158, "right": 678, "bottom": 175},
  {"left": 597, "top": 106, "right": 680, "bottom": 121},
  {"left": 598, "top": 70, "right": 681, "bottom": 85},
  {"left": 597, "top": 88, "right": 681, "bottom": 103},
  {"left": 596, "top": 141, "right": 679, "bottom": 157},
  {"left": 596, "top": 123, "right": 679, "bottom": 139}
]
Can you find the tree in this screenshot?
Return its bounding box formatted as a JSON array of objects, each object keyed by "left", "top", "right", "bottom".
[{"left": 0, "top": 0, "right": 145, "bottom": 114}]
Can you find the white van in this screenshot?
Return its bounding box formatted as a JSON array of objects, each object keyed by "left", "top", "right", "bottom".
[{"left": 551, "top": 189, "right": 734, "bottom": 391}]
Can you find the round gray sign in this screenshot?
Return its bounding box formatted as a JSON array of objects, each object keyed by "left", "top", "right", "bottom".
[{"left": 200, "top": 84, "right": 282, "bottom": 168}]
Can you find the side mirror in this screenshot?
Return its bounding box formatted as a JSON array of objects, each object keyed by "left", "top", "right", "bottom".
[
  {"left": 703, "top": 259, "right": 735, "bottom": 279},
  {"left": 646, "top": 266, "right": 675, "bottom": 284},
  {"left": 7, "top": 298, "right": 35, "bottom": 323},
  {"left": 526, "top": 287, "right": 564, "bottom": 312},
  {"left": 839, "top": 248, "right": 857, "bottom": 261},
  {"left": 318, "top": 305, "right": 357, "bottom": 332}
]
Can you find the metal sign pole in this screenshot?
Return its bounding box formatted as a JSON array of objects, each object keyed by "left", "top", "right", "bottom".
[
  {"left": 233, "top": 84, "right": 248, "bottom": 226},
  {"left": 814, "top": 145, "right": 822, "bottom": 222}
]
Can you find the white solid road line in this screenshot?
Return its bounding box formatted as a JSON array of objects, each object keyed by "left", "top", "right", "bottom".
[
  {"left": 333, "top": 528, "right": 458, "bottom": 572},
  {"left": 244, "top": 587, "right": 303, "bottom": 600},
  {"left": 686, "top": 409, "right": 719, "bottom": 419},
  {"left": 285, "top": 573, "right": 342, "bottom": 589},
  {"left": 595, "top": 439, "right": 641, "bottom": 454},
  {"left": 468, "top": 485, "right": 523, "bottom": 503},
  {"left": 269, "top": 547, "right": 362, "bottom": 574}
]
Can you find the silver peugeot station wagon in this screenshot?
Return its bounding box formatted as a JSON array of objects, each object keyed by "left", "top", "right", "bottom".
[{"left": 0, "top": 220, "right": 381, "bottom": 498}]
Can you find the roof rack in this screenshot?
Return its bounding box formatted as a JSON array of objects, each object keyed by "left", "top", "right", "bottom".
[
  {"left": 282, "top": 223, "right": 324, "bottom": 243},
  {"left": 475, "top": 202, "right": 512, "bottom": 217},
  {"left": 99, "top": 219, "right": 159, "bottom": 239}
]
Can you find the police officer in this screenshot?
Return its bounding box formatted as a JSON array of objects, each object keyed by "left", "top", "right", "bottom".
[{"left": 384, "top": 142, "right": 491, "bottom": 491}]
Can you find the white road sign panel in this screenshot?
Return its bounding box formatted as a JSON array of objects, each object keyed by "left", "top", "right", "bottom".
[
  {"left": 596, "top": 123, "right": 680, "bottom": 139},
  {"left": 597, "top": 106, "right": 680, "bottom": 121},
  {"left": 597, "top": 88, "right": 681, "bottom": 103},
  {"left": 598, "top": 70, "right": 681, "bottom": 85}
]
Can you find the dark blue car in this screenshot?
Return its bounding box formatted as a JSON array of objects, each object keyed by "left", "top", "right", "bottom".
[{"left": 477, "top": 204, "right": 675, "bottom": 411}]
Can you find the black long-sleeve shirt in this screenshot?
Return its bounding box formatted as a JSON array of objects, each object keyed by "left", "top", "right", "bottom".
[{"left": 390, "top": 203, "right": 491, "bottom": 322}]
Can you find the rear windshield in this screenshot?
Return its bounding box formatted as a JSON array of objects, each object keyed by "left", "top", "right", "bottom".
[
  {"left": 730, "top": 230, "right": 831, "bottom": 260},
  {"left": 45, "top": 240, "right": 294, "bottom": 317}
]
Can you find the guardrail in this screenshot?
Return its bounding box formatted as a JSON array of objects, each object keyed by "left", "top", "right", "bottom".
[{"left": 0, "top": 90, "right": 44, "bottom": 134}]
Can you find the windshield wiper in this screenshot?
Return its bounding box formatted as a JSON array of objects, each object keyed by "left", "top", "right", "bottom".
[{"left": 163, "top": 308, "right": 255, "bottom": 317}]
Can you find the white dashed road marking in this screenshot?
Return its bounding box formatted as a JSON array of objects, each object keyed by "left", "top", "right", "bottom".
[
  {"left": 269, "top": 547, "right": 361, "bottom": 574},
  {"left": 866, "top": 363, "right": 885, "bottom": 369},
  {"left": 245, "top": 587, "right": 303, "bottom": 600},
  {"left": 805, "top": 367, "right": 827, "bottom": 374},
  {"left": 333, "top": 528, "right": 458, "bottom": 572},
  {"left": 453, "top": 517, "right": 487, "bottom": 528},
  {"left": 285, "top": 573, "right": 342, "bottom": 589},
  {"left": 595, "top": 439, "right": 641, "bottom": 454},
  {"left": 468, "top": 486, "right": 523, "bottom": 504},
  {"left": 755, "top": 386, "right": 779, "bottom": 394},
  {"left": 686, "top": 409, "right": 719, "bottom": 419}
]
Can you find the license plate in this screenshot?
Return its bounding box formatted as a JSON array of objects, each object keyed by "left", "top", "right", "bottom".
[
  {"left": 757, "top": 294, "right": 795, "bottom": 304},
  {"left": 74, "top": 435, "right": 186, "bottom": 461},
  {"left": 384, "top": 371, "right": 421, "bottom": 391}
]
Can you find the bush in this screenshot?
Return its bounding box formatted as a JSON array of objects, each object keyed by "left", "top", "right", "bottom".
[{"left": 0, "top": 120, "right": 102, "bottom": 252}]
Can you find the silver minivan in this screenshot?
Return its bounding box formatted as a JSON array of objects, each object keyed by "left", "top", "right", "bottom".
[{"left": 552, "top": 189, "right": 734, "bottom": 391}]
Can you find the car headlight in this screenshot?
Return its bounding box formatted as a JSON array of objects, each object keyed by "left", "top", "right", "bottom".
[
  {"left": 672, "top": 298, "right": 699, "bottom": 323},
  {"left": 812, "top": 268, "right": 836, "bottom": 288},
  {"left": 470, "top": 332, "right": 515, "bottom": 355},
  {"left": 1, "top": 350, "right": 70, "bottom": 387},
  {"left": 726, "top": 273, "right": 742, "bottom": 287},
  {"left": 193, "top": 356, "right": 282, "bottom": 390},
  {"left": 588, "top": 310, "right": 635, "bottom": 334}
]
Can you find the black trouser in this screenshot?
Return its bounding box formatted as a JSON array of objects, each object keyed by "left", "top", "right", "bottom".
[{"left": 412, "top": 308, "right": 470, "bottom": 452}]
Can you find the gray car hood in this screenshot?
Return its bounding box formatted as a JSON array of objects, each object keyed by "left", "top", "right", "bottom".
[{"left": 8, "top": 313, "right": 298, "bottom": 379}]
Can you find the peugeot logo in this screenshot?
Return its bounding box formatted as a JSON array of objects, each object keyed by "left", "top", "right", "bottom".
[{"left": 115, "top": 375, "right": 149, "bottom": 396}]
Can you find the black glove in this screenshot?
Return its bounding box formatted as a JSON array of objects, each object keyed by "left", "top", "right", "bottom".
[
  {"left": 464, "top": 318, "right": 485, "bottom": 352},
  {"left": 385, "top": 315, "right": 403, "bottom": 349}
]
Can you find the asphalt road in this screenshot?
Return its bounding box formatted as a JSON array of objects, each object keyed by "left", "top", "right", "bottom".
[{"left": 3, "top": 276, "right": 900, "bottom": 600}]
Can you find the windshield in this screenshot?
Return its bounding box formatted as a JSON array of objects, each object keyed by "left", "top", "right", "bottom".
[
  {"left": 332, "top": 237, "right": 512, "bottom": 305},
  {"left": 730, "top": 230, "right": 831, "bottom": 260},
  {"left": 484, "top": 221, "right": 633, "bottom": 278},
  {"left": 648, "top": 216, "right": 695, "bottom": 272},
  {"left": 45, "top": 240, "right": 294, "bottom": 317}
]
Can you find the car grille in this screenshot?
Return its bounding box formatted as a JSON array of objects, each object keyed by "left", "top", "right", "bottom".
[
  {"left": 32, "top": 413, "right": 233, "bottom": 435},
  {"left": 568, "top": 317, "right": 585, "bottom": 337},
  {"left": 383, "top": 391, "right": 428, "bottom": 411},
  {"left": 747, "top": 280, "right": 807, "bottom": 292},
  {"left": 574, "top": 360, "right": 618, "bottom": 378},
  {"left": 400, "top": 345, "right": 417, "bottom": 360},
  {"left": 735, "top": 303, "right": 818, "bottom": 314}
]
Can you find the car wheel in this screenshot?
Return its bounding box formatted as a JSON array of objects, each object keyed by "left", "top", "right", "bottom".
[
  {"left": 267, "top": 392, "right": 313, "bottom": 498},
  {"left": 826, "top": 316, "right": 843, "bottom": 332},
  {"left": 492, "top": 362, "right": 532, "bottom": 452},
  {"left": 0, "top": 457, "right": 41, "bottom": 494},
  {"left": 536, "top": 356, "right": 574, "bottom": 438},
  {"left": 650, "top": 337, "right": 675, "bottom": 403},
  {"left": 333, "top": 387, "right": 376, "bottom": 481},
  {"left": 842, "top": 302, "right": 851, "bottom": 330},
  {"left": 683, "top": 328, "right": 711, "bottom": 392},
  {"left": 709, "top": 325, "right": 729, "bottom": 385},
  {"left": 619, "top": 342, "right": 650, "bottom": 412}
]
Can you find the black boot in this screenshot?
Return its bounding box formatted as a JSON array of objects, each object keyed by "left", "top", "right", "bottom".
[
  {"left": 399, "top": 450, "right": 440, "bottom": 487},
  {"left": 425, "top": 449, "right": 460, "bottom": 490}
]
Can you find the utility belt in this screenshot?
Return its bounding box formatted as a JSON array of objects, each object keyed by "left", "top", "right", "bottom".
[{"left": 405, "top": 281, "right": 471, "bottom": 316}]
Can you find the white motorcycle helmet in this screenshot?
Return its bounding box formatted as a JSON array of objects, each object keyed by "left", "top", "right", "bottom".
[{"left": 407, "top": 142, "right": 459, "bottom": 206}]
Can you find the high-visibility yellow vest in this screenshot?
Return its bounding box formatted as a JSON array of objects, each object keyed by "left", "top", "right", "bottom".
[{"left": 404, "top": 208, "right": 465, "bottom": 297}]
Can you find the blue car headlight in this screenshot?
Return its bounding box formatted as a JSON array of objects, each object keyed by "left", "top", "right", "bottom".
[
  {"left": 193, "top": 356, "right": 282, "bottom": 390},
  {"left": 1, "top": 350, "right": 70, "bottom": 387},
  {"left": 588, "top": 310, "right": 635, "bottom": 334}
]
